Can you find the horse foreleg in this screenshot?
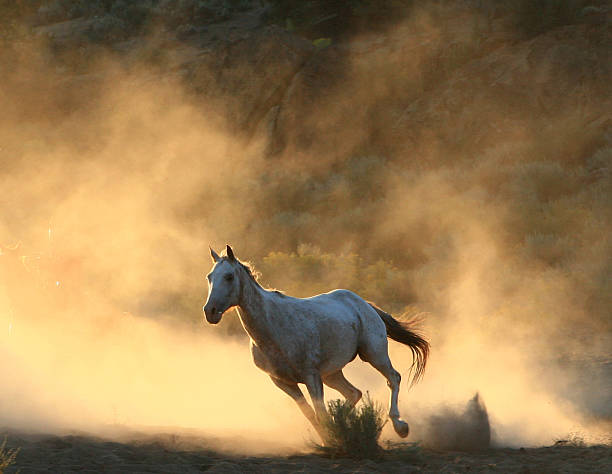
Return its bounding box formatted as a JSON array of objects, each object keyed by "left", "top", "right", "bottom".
[
  {"left": 304, "top": 372, "right": 332, "bottom": 443},
  {"left": 304, "top": 372, "right": 327, "bottom": 420},
  {"left": 303, "top": 372, "right": 335, "bottom": 444},
  {"left": 322, "top": 370, "right": 362, "bottom": 407},
  {"left": 270, "top": 376, "right": 326, "bottom": 441},
  {"left": 304, "top": 372, "right": 334, "bottom": 443}
]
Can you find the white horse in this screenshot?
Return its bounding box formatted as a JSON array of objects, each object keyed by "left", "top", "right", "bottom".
[{"left": 203, "top": 245, "right": 429, "bottom": 440}]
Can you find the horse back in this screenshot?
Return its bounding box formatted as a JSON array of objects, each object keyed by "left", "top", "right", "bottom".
[
  {"left": 255, "top": 288, "right": 387, "bottom": 379},
  {"left": 297, "top": 289, "right": 387, "bottom": 364}
]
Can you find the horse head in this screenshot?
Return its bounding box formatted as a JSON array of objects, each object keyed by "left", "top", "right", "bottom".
[{"left": 203, "top": 244, "right": 241, "bottom": 324}]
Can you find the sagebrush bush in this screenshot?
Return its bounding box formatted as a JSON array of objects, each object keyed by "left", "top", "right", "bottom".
[
  {"left": 0, "top": 437, "right": 19, "bottom": 474},
  {"left": 315, "top": 394, "right": 387, "bottom": 459}
]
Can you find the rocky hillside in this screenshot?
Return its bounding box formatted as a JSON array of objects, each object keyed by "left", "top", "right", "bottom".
[{"left": 1, "top": 1, "right": 610, "bottom": 352}]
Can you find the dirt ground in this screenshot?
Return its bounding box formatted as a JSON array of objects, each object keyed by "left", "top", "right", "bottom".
[{"left": 2, "top": 430, "right": 611, "bottom": 473}]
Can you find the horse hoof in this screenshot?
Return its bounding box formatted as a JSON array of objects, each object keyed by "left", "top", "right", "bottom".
[{"left": 392, "top": 418, "right": 410, "bottom": 438}]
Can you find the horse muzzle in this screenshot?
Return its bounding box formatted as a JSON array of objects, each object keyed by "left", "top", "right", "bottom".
[{"left": 203, "top": 304, "right": 223, "bottom": 324}]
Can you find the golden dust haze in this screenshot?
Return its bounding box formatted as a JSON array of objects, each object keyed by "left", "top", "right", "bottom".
[{"left": 1, "top": 0, "right": 610, "bottom": 453}]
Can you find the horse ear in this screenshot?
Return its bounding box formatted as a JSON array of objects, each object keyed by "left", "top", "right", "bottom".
[
  {"left": 226, "top": 244, "right": 235, "bottom": 261},
  {"left": 210, "top": 246, "right": 220, "bottom": 263}
]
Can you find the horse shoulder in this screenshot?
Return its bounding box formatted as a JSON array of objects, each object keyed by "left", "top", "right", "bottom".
[{"left": 258, "top": 293, "right": 323, "bottom": 366}]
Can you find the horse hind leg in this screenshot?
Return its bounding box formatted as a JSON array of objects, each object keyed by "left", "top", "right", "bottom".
[
  {"left": 360, "top": 342, "right": 410, "bottom": 438},
  {"left": 322, "top": 370, "right": 362, "bottom": 407}
]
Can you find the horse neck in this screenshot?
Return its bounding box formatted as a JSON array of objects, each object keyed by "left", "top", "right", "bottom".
[{"left": 236, "top": 269, "right": 272, "bottom": 343}]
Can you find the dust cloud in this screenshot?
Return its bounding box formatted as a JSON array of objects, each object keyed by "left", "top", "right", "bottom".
[
  {"left": 0, "top": 40, "right": 308, "bottom": 452},
  {"left": 1, "top": 0, "right": 610, "bottom": 454},
  {"left": 422, "top": 393, "right": 490, "bottom": 451}
]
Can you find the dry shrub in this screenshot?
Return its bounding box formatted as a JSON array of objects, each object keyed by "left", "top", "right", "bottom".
[
  {"left": 0, "top": 437, "right": 19, "bottom": 474},
  {"left": 315, "top": 394, "right": 387, "bottom": 459}
]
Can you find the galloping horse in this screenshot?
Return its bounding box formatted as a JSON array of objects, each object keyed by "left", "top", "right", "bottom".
[{"left": 203, "top": 245, "right": 429, "bottom": 440}]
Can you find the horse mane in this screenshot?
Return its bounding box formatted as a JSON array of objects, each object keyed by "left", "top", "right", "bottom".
[
  {"left": 237, "top": 258, "right": 260, "bottom": 281},
  {"left": 221, "top": 255, "right": 285, "bottom": 297}
]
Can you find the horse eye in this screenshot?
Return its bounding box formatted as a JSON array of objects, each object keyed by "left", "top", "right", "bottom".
[{"left": 224, "top": 273, "right": 234, "bottom": 281}]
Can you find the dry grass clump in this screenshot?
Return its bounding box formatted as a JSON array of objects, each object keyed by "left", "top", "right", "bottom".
[
  {"left": 315, "top": 394, "right": 387, "bottom": 459},
  {"left": 0, "top": 437, "right": 19, "bottom": 474}
]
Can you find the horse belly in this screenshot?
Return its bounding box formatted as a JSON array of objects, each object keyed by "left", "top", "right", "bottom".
[{"left": 317, "top": 322, "right": 360, "bottom": 376}]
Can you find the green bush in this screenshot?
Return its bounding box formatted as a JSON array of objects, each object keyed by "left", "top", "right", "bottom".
[{"left": 315, "top": 394, "right": 387, "bottom": 459}]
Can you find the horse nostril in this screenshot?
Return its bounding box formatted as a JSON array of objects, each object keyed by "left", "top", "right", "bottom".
[{"left": 211, "top": 306, "right": 217, "bottom": 314}]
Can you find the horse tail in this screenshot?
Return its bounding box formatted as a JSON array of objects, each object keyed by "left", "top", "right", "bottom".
[{"left": 369, "top": 303, "right": 430, "bottom": 387}]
